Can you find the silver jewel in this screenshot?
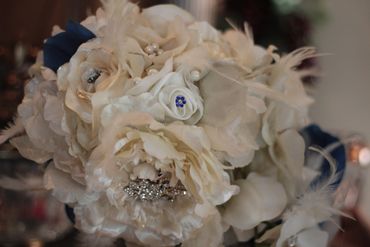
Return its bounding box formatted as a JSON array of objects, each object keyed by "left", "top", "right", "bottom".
[
  {"left": 123, "top": 178, "right": 188, "bottom": 202},
  {"left": 85, "top": 68, "right": 101, "bottom": 84}
]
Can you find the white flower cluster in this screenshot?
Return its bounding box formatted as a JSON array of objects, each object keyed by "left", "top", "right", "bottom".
[{"left": 4, "top": 1, "right": 337, "bottom": 246}]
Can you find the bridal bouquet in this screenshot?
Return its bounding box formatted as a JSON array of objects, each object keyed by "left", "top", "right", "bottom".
[{"left": 0, "top": 1, "right": 345, "bottom": 246}]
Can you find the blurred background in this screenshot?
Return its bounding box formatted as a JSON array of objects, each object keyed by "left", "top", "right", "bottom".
[{"left": 0, "top": 0, "right": 369, "bottom": 246}]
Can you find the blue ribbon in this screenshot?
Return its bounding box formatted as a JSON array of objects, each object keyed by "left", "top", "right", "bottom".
[
  {"left": 43, "top": 20, "right": 96, "bottom": 72},
  {"left": 65, "top": 205, "right": 75, "bottom": 224}
]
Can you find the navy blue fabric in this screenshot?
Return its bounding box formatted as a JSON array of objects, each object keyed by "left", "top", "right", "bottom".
[
  {"left": 65, "top": 205, "right": 75, "bottom": 224},
  {"left": 300, "top": 124, "right": 346, "bottom": 189},
  {"left": 43, "top": 20, "right": 96, "bottom": 72}
]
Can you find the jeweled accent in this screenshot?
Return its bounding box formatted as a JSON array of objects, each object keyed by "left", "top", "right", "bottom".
[
  {"left": 86, "top": 68, "right": 101, "bottom": 84},
  {"left": 175, "top": 95, "right": 187, "bottom": 108},
  {"left": 144, "top": 43, "right": 162, "bottom": 56},
  {"left": 123, "top": 178, "right": 187, "bottom": 202}
]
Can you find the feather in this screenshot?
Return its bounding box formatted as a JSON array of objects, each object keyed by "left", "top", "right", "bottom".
[
  {"left": 276, "top": 146, "right": 351, "bottom": 247},
  {"left": 0, "top": 175, "right": 44, "bottom": 191},
  {"left": 76, "top": 233, "right": 116, "bottom": 247},
  {"left": 0, "top": 116, "right": 24, "bottom": 145},
  {"left": 208, "top": 64, "right": 312, "bottom": 109}
]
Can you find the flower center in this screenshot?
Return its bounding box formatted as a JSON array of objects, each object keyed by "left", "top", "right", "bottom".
[
  {"left": 175, "top": 95, "right": 187, "bottom": 108},
  {"left": 86, "top": 68, "right": 101, "bottom": 84},
  {"left": 123, "top": 178, "right": 187, "bottom": 202}
]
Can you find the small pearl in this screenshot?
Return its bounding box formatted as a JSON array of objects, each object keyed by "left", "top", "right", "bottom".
[
  {"left": 156, "top": 49, "right": 163, "bottom": 55},
  {"left": 144, "top": 45, "right": 154, "bottom": 54},
  {"left": 133, "top": 77, "right": 141, "bottom": 83},
  {"left": 147, "top": 68, "right": 158, "bottom": 76},
  {"left": 151, "top": 43, "right": 159, "bottom": 50},
  {"left": 190, "top": 70, "right": 201, "bottom": 81}
]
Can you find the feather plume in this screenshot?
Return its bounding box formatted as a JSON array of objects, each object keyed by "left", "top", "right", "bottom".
[
  {"left": 0, "top": 116, "right": 24, "bottom": 145},
  {"left": 276, "top": 146, "right": 351, "bottom": 247},
  {"left": 208, "top": 64, "right": 312, "bottom": 108}
]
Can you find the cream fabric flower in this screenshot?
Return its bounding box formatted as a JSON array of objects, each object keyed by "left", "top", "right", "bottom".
[
  {"left": 199, "top": 63, "right": 262, "bottom": 168},
  {"left": 77, "top": 112, "right": 237, "bottom": 246},
  {"left": 10, "top": 68, "right": 84, "bottom": 182},
  {"left": 223, "top": 173, "right": 287, "bottom": 231},
  {"left": 57, "top": 39, "right": 133, "bottom": 159},
  {"left": 101, "top": 62, "right": 204, "bottom": 125},
  {"left": 57, "top": 39, "right": 128, "bottom": 123}
]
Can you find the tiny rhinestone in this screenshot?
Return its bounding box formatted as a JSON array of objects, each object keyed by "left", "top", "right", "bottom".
[{"left": 86, "top": 68, "right": 101, "bottom": 84}]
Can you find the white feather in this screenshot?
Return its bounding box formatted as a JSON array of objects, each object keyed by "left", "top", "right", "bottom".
[
  {"left": 276, "top": 146, "right": 350, "bottom": 247},
  {"left": 0, "top": 116, "right": 24, "bottom": 145}
]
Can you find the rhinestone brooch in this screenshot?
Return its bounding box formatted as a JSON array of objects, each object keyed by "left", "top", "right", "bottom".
[{"left": 123, "top": 178, "right": 188, "bottom": 202}]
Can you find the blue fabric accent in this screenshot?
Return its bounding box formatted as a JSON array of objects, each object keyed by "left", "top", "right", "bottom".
[
  {"left": 65, "top": 205, "right": 75, "bottom": 224},
  {"left": 300, "top": 124, "right": 346, "bottom": 189},
  {"left": 43, "top": 20, "right": 96, "bottom": 72}
]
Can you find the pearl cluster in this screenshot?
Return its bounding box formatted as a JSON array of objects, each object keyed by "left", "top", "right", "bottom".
[
  {"left": 123, "top": 178, "right": 188, "bottom": 202},
  {"left": 144, "top": 43, "right": 163, "bottom": 57}
]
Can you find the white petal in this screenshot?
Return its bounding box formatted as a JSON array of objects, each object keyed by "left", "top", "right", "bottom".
[
  {"left": 223, "top": 173, "right": 287, "bottom": 230},
  {"left": 296, "top": 227, "right": 328, "bottom": 247},
  {"left": 44, "top": 163, "right": 97, "bottom": 204}
]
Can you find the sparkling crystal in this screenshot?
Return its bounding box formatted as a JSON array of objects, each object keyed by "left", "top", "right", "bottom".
[
  {"left": 85, "top": 68, "right": 101, "bottom": 84},
  {"left": 123, "top": 178, "right": 188, "bottom": 202}
]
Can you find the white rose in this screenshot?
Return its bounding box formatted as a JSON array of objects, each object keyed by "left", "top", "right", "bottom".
[
  {"left": 77, "top": 112, "right": 237, "bottom": 246},
  {"left": 153, "top": 71, "right": 203, "bottom": 123},
  {"left": 57, "top": 39, "right": 127, "bottom": 123},
  {"left": 57, "top": 39, "right": 133, "bottom": 159},
  {"left": 102, "top": 59, "right": 204, "bottom": 125}
]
